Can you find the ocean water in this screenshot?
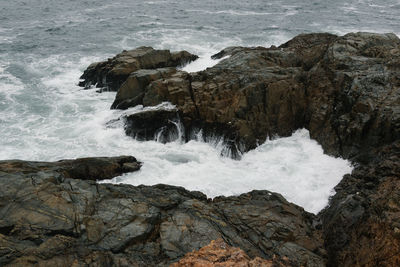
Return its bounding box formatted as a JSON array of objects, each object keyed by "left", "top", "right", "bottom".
[{"left": 1, "top": 0, "right": 398, "bottom": 213}]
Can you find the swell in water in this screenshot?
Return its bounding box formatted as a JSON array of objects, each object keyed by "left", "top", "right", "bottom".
[{"left": 1, "top": 0, "right": 399, "bottom": 213}]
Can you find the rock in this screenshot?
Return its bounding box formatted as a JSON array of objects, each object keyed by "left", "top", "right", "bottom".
[
  {"left": 306, "top": 32, "right": 400, "bottom": 158},
  {"left": 0, "top": 159, "right": 325, "bottom": 266},
  {"left": 320, "top": 141, "right": 400, "bottom": 266},
  {"left": 111, "top": 68, "right": 177, "bottom": 109},
  {"left": 101, "top": 33, "right": 399, "bottom": 159},
  {"left": 171, "top": 238, "right": 293, "bottom": 267},
  {"left": 87, "top": 32, "right": 400, "bottom": 266},
  {"left": 79, "top": 47, "right": 198, "bottom": 91},
  {"left": 0, "top": 155, "right": 141, "bottom": 181},
  {"left": 123, "top": 108, "right": 181, "bottom": 143}
]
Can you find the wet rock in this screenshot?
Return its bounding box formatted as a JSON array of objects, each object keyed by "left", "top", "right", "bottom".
[
  {"left": 171, "top": 238, "right": 293, "bottom": 267},
  {"left": 320, "top": 141, "right": 400, "bottom": 266},
  {"left": 123, "top": 108, "right": 181, "bottom": 143},
  {"left": 0, "top": 159, "right": 325, "bottom": 266},
  {"left": 101, "top": 33, "right": 399, "bottom": 159},
  {"left": 111, "top": 68, "right": 177, "bottom": 109},
  {"left": 306, "top": 32, "right": 400, "bottom": 158},
  {"left": 94, "top": 32, "right": 400, "bottom": 266},
  {"left": 0, "top": 155, "right": 141, "bottom": 181},
  {"left": 79, "top": 47, "right": 197, "bottom": 91}
]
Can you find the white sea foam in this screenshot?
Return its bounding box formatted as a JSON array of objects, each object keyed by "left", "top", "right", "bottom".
[
  {"left": 181, "top": 55, "right": 229, "bottom": 72},
  {"left": 103, "top": 128, "right": 352, "bottom": 214}
]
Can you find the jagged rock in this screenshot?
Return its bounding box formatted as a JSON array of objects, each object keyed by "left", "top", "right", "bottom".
[
  {"left": 171, "top": 238, "right": 293, "bottom": 266},
  {"left": 79, "top": 47, "right": 198, "bottom": 91},
  {"left": 0, "top": 158, "right": 325, "bottom": 266},
  {"left": 102, "top": 33, "right": 399, "bottom": 159},
  {"left": 123, "top": 108, "right": 181, "bottom": 143},
  {"left": 320, "top": 141, "right": 400, "bottom": 266},
  {"left": 111, "top": 68, "right": 177, "bottom": 109},
  {"left": 305, "top": 32, "right": 400, "bottom": 158},
  {"left": 17, "top": 31, "right": 396, "bottom": 266},
  {"left": 88, "top": 32, "right": 400, "bottom": 266}
]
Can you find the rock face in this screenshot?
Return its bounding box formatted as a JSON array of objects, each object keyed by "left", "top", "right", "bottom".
[
  {"left": 320, "top": 141, "right": 400, "bottom": 266},
  {"left": 0, "top": 157, "right": 325, "bottom": 266},
  {"left": 79, "top": 47, "right": 198, "bottom": 91},
  {"left": 171, "top": 238, "right": 292, "bottom": 267}
]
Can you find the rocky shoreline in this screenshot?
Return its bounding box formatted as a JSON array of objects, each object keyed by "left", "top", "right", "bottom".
[{"left": 1, "top": 32, "right": 399, "bottom": 266}]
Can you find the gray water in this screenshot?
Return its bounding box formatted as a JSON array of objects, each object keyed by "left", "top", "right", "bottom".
[{"left": 0, "top": 0, "right": 398, "bottom": 213}]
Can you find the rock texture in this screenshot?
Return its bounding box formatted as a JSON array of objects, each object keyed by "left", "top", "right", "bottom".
[
  {"left": 79, "top": 47, "right": 197, "bottom": 91},
  {"left": 171, "top": 238, "right": 292, "bottom": 267},
  {"left": 320, "top": 141, "right": 400, "bottom": 266},
  {"left": 0, "top": 156, "right": 141, "bottom": 181},
  {"left": 0, "top": 157, "right": 325, "bottom": 266},
  {"left": 123, "top": 108, "right": 181, "bottom": 143}
]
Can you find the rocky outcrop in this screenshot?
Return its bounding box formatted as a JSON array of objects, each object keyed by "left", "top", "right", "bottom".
[
  {"left": 171, "top": 239, "right": 292, "bottom": 266},
  {"left": 79, "top": 47, "right": 198, "bottom": 91},
  {"left": 97, "top": 33, "right": 399, "bottom": 160},
  {"left": 320, "top": 141, "right": 400, "bottom": 266},
  {"left": 0, "top": 157, "right": 325, "bottom": 266}
]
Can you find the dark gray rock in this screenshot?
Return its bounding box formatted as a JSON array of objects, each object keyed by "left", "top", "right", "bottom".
[
  {"left": 0, "top": 157, "right": 325, "bottom": 266},
  {"left": 103, "top": 33, "right": 399, "bottom": 160},
  {"left": 111, "top": 68, "right": 177, "bottom": 109},
  {"left": 123, "top": 108, "right": 181, "bottom": 143}
]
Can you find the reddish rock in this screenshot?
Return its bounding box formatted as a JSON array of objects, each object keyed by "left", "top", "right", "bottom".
[{"left": 171, "top": 239, "right": 292, "bottom": 267}]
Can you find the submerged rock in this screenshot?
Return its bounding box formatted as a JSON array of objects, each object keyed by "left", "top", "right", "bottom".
[{"left": 0, "top": 157, "right": 325, "bottom": 266}]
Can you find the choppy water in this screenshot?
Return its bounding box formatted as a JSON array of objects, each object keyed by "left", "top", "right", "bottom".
[{"left": 1, "top": 0, "right": 398, "bottom": 213}]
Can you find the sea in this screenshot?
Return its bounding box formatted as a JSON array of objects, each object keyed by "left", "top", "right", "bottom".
[{"left": 1, "top": 0, "right": 398, "bottom": 213}]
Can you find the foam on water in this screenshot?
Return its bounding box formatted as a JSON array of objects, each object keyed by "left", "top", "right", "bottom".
[
  {"left": 104, "top": 129, "right": 352, "bottom": 214},
  {"left": 181, "top": 55, "right": 229, "bottom": 72}
]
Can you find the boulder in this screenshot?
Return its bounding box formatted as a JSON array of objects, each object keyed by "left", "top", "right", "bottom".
[{"left": 79, "top": 47, "right": 198, "bottom": 91}]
